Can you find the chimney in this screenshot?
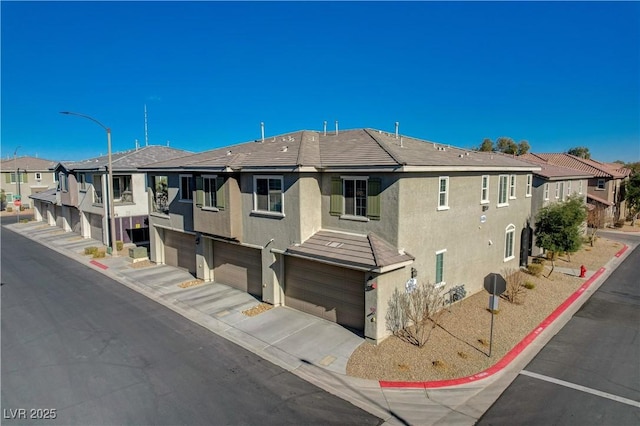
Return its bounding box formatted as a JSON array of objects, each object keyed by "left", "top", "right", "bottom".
[
  {"left": 323, "top": 121, "right": 327, "bottom": 136},
  {"left": 260, "top": 122, "right": 265, "bottom": 143},
  {"left": 335, "top": 120, "right": 339, "bottom": 135},
  {"left": 395, "top": 122, "right": 399, "bottom": 139}
]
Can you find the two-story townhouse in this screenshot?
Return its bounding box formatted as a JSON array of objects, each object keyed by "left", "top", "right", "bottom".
[
  {"left": 529, "top": 153, "right": 631, "bottom": 224},
  {"left": 142, "top": 128, "right": 539, "bottom": 343},
  {"left": 517, "top": 153, "right": 593, "bottom": 256},
  {"left": 1, "top": 156, "right": 57, "bottom": 210},
  {"left": 33, "top": 146, "right": 190, "bottom": 248}
]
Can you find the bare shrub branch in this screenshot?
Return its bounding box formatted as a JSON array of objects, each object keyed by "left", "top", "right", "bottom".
[{"left": 502, "top": 267, "right": 527, "bottom": 305}]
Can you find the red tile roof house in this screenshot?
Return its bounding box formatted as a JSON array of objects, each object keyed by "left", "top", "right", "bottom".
[
  {"left": 31, "top": 146, "right": 191, "bottom": 247},
  {"left": 521, "top": 153, "right": 631, "bottom": 226},
  {"left": 141, "top": 127, "right": 540, "bottom": 343}
]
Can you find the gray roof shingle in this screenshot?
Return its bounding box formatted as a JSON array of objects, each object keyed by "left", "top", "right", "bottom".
[{"left": 60, "top": 146, "right": 192, "bottom": 171}]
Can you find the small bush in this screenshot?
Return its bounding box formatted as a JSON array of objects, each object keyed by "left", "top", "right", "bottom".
[
  {"left": 84, "top": 246, "right": 99, "bottom": 255},
  {"left": 116, "top": 240, "right": 124, "bottom": 251},
  {"left": 532, "top": 257, "right": 546, "bottom": 265},
  {"left": 527, "top": 263, "right": 544, "bottom": 277},
  {"left": 502, "top": 267, "right": 527, "bottom": 305},
  {"left": 20, "top": 206, "right": 25, "bottom": 211},
  {"left": 614, "top": 219, "right": 625, "bottom": 228},
  {"left": 93, "top": 251, "right": 106, "bottom": 259},
  {"left": 6, "top": 207, "right": 12, "bottom": 212},
  {"left": 524, "top": 281, "right": 536, "bottom": 290}
]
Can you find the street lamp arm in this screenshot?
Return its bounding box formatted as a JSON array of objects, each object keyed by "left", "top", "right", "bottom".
[{"left": 59, "top": 111, "right": 109, "bottom": 132}]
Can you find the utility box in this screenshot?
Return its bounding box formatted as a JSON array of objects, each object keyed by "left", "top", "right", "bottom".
[{"left": 129, "top": 247, "right": 148, "bottom": 259}]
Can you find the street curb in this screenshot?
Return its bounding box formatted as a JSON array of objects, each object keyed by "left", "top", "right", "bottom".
[{"left": 380, "top": 245, "right": 629, "bottom": 389}]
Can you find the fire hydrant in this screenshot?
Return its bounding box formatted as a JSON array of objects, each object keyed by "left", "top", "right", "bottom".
[{"left": 579, "top": 265, "right": 587, "bottom": 278}]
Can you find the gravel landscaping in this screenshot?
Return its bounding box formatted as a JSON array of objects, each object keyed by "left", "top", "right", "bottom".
[{"left": 346, "top": 237, "right": 625, "bottom": 382}]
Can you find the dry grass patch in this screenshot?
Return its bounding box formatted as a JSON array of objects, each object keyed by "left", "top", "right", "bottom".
[
  {"left": 128, "top": 260, "right": 155, "bottom": 269},
  {"left": 242, "top": 303, "right": 273, "bottom": 317},
  {"left": 178, "top": 279, "right": 204, "bottom": 289}
]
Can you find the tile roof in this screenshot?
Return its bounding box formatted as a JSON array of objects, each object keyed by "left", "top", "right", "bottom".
[
  {"left": 0, "top": 156, "right": 57, "bottom": 171},
  {"left": 587, "top": 193, "right": 613, "bottom": 206},
  {"left": 143, "top": 128, "right": 539, "bottom": 171},
  {"left": 28, "top": 188, "right": 57, "bottom": 203},
  {"left": 530, "top": 153, "right": 630, "bottom": 179},
  {"left": 285, "top": 230, "right": 414, "bottom": 272},
  {"left": 517, "top": 153, "right": 593, "bottom": 179},
  {"left": 59, "top": 146, "right": 192, "bottom": 171}
]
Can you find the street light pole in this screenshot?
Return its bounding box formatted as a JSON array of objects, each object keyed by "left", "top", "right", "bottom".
[
  {"left": 14, "top": 146, "right": 21, "bottom": 223},
  {"left": 60, "top": 111, "right": 117, "bottom": 256}
]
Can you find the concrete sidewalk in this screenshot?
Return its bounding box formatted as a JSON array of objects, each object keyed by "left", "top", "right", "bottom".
[{"left": 4, "top": 220, "right": 637, "bottom": 425}]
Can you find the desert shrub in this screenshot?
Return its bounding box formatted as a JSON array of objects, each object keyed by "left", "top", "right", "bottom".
[
  {"left": 116, "top": 240, "right": 124, "bottom": 251},
  {"left": 532, "top": 257, "right": 546, "bottom": 265},
  {"left": 502, "top": 267, "right": 527, "bottom": 305},
  {"left": 524, "top": 281, "right": 536, "bottom": 290},
  {"left": 614, "top": 219, "right": 625, "bottom": 228},
  {"left": 386, "top": 282, "right": 446, "bottom": 347},
  {"left": 92, "top": 250, "right": 106, "bottom": 259},
  {"left": 6, "top": 207, "right": 12, "bottom": 212},
  {"left": 84, "top": 246, "right": 99, "bottom": 255},
  {"left": 527, "top": 263, "right": 544, "bottom": 277}
]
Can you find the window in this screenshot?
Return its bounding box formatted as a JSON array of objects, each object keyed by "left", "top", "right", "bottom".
[
  {"left": 8, "top": 172, "right": 27, "bottom": 184},
  {"left": 555, "top": 182, "right": 560, "bottom": 199},
  {"left": 544, "top": 183, "right": 549, "bottom": 200},
  {"left": 526, "top": 174, "right": 532, "bottom": 197},
  {"left": 509, "top": 175, "right": 516, "bottom": 199},
  {"left": 153, "top": 175, "right": 169, "bottom": 213},
  {"left": 596, "top": 179, "right": 605, "bottom": 190},
  {"left": 567, "top": 181, "right": 572, "bottom": 197},
  {"left": 254, "top": 176, "right": 283, "bottom": 214},
  {"left": 58, "top": 172, "right": 68, "bottom": 192},
  {"left": 438, "top": 176, "right": 449, "bottom": 210},
  {"left": 78, "top": 174, "right": 87, "bottom": 191},
  {"left": 113, "top": 176, "right": 132, "bottom": 202},
  {"left": 435, "top": 249, "right": 446, "bottom": 286},
  {"left": 498, "top": 175, "right": 509, "bottom": 206},
  {"left": 93, "top": 174, "right": 103, "bottom": 204},
  {"left": 579, "top": 180, "right": 583, "bottom": 194},
  {"left": 35, "top": 172, "right": 42, "bottom": 181},
  {"left": 504, "top": 224, "right": 516, "bottom": 261},
  {"left": 481, "top": 175, "right": 489, "bottom": 204},
  {"left": 330, "top": 176, "right": 381, "bottom": 220},
  {"left": 198, "top": 175, "right": 225, "bottom": 210},
  {"left": 559, "top": 182, "right": 565, "bottom": 201},
  {"left": 180, "top": 174, "right": 193, "bottom": 201}
]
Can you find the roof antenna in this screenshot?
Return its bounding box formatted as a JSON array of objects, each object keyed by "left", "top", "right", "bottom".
[
  {"left": 323, "top": 120, "right": 327, "bottom": 136},
  {"left": 395, "top": 121, "right": 399, "bottom": 139},
  {"left": 144, "top": 104, "right": 149, "bottom": 146},
  {"left": 135, "top": 139, "right": 139, "bottom": 150},
  {"left": 166, "top": 140, "right": 170, "bottom": 147},
  {"left": 261, "top": 122, "right": 265, "bottom": 143},
  {"left": 335, "top": 120, "right": 339, "bottom": 135}
]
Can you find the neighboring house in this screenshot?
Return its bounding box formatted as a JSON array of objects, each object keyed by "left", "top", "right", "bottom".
[
  {"left": 142, "top": 128, "right": 539, "bottom": 343},
  {"left": 526, "top": 153, "right": 631, "bottom": 224},
  {"left": 0, "top": 156, "right": 57, "bottom": 209},
  {"left": 518, "top": 153, "right": 593, "bottom": 256},
  {"left": 32, "top": 146, "right": 190, "bottom": 246}
]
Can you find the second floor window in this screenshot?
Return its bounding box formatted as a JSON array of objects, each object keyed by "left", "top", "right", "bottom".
[
  {"left": 526, "top": 174, "right": 532, "bottom": 197},
  {"left": 498, "top": 175, "right": 508, "bottom": 206},
  {"left": 555, "top": 182, "right": 560, "bottom": 199},
  {"left": 93, "top": 174, "right": 102, "bottom": 204},
  {"left": 330, "top": 176, "right": 381, "bottom": 220},
  {"left": 153, "top": 176, "right": 169, "bottom": 213},
  {"left": 58, "top": 172, "right": 68, "bottom": 192},
  {"left": 78, "top": 173, "right": 87, "bottom": 191},
  {"left": 481, "top": 175, "right": 489, "bottom": 204},
  {"left": 254, "top": 176, "right": 283, "bottom": 214},
  {"left": 509, "top": 175, "right": 516, "bottom": 199},
  {"left": 196, "top": 175, "right": 225, "bottom": 210},
  {"left": 344, "top": 178, "right": 367, "bottom": 216},
  {"left": 438, "top": 176, "right": 449, "bottom": 210},
  {"left": 35, "top": 172, "right": 42, "bottom": 181},
  {"left": 597, "top": 179, "right": 606, "bottom": 190},
  {"left": 544, "top": 183, "right": 549, "bottom": 200},
  {"left": 180, "top": 175, "right": 193, "bottom": 201},
  {"left": 113, "top": 176, "right": 132, "bottom": 202}
]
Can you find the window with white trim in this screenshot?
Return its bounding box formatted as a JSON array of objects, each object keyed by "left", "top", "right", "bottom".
[
  {"left": 509, "top": 175, "right": 516, "bottom": 199},
  {"left": 544, "top": 183, "right": 549, "bottom": 200},
  {"left": 254, "top": 176, "right": 283, "bottom": 214},
  {"left": 579, "top": 180, "right": 583, "bottom": 194},
  {"left": 504, "top": 224, "right": 515, "bottom": 261},
  {"left": 481, "top": 175, "right": 489, "bottom": 204},
  {"left": 438, "top": 176, "right": 449, "bottom": 210},
  {"left": 526, "top": 174, "right": 532, "bottom": 197},
  {"left": 596, "top": 179, "right": 605, "bottom": 190},
  {"left": 435, "top": 249, "right": 446, "bottom": 286},
  {"left": 498, "top": 175, "right": 509, "bottom": 206},
  {"left": 93, "top": 174, "right": 103, "bottom": 204},
  {"left": 203, "top": 175, "right": 218, "bottom": 208},
  {"left": 567, "top": 181, "right": 572, "bottom": 197},
  {"left": 35, "top": 172, "right": 42, "bottom": 181},
  {"left": 113, "top": 175, "right": 133, "bottom": 202},
  {"left": 180, "top": 174, "right": 193, "bottom": 201},
  {"left": 555, "top": 182, "right": 560, "bottom": 199},
  {"left": 344, "top": 177, "right": 367, "bottom": 216},
  {"left": 559, "top": 182, "right": 565, "bottom": 201}
]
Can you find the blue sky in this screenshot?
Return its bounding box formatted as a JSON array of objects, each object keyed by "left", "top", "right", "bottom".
[{"left": 2, "top": 1, "right": 639, "bottom": 163}]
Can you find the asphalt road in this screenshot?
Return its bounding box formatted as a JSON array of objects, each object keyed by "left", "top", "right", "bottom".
[
  {"left": 477, "top": 238, "right": 640, "bottom": 426},
  {"left": 0, "top": 223, "right": 382, "bottom": 425}
]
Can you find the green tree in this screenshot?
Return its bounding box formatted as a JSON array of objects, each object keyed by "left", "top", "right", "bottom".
[
  {"left": 478, "top": 138, "right": 494, "bottom": 152},
  {"left": 517, "top": 140, "right": 530, "bottom": 155},
  {"left": 534, "top": 194, "right": 587, "bottom": 277},
  {"left": 567, "top": 146, "right": 591, "bottom": 159},
  {"left": 496, "top": 137, "right": 518, "bottom": 154},
  {"left": 625, "top": 172, "right": 640, "bottom": 225}
]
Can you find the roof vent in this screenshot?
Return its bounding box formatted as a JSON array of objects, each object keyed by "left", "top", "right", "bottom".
[
  {"left": 323, "top": 120, "right": 327, "bottom": 136},
  {"left": 395, "top": 121, "right": 399, "bottom": 139},
  {"left": 466, "top": 152, "right": 470, "bottom": 156},
  {"left": 281, "top": 146, "right": 288, "bottom": 152},
  {"left": 325, "top": 241, "right": 344, "bottom": 248},
  {"left": 260, "top": 122, "right": 265, "bottom": 143},
  {"left": 226, "top": 150, "right": 232, "bottom": 156},
  {"left": 459, "top": 154, "right": 464, "bottom": 158},
  {"left": 335, "top": 120, "right": 339, "bottom": 135}
]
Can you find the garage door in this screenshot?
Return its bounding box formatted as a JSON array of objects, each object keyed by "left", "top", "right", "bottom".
[
  {"left": 213, "top": 241, "right": 262, "bottom": 297},
  {"left": 285, "top": 257, "right": 364, "bottom": 331},
  {"left": 89, "top": 213, "right": 103, "bottom": 242},
  {"left": 55, "top": 206, "right": 64, "bottom": 228},
  {"left": 164, "top": 230, "right": 197, "bottom": 275},
  {"left": 70, "top": 209, "right": 81, "bottom": 233}
]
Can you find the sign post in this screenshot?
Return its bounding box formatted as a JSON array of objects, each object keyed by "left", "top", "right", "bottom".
[
  {"left": 14, "top": 195, "right": 21, "bottom": 223},
  {"left": 484, "top": 273, "right": 507, "bottom": 357}
]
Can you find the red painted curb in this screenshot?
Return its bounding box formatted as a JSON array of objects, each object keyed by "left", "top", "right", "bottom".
[
  {"left": 380, "top": 266, "right": 609, "bottom": 389},
  {"left": 90, "top": 260, "right": 108, "bottom": 270},
  {"left": 615, "top": 245, "right": 629, "bottom": 257}
]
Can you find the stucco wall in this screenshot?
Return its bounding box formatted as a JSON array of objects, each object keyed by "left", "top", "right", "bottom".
[
  {"left": 193, "top": 175, "right": 243, "bottom": 240},
  {"left": 397, "top": 172, "right": 532, "bottom": 297}
]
